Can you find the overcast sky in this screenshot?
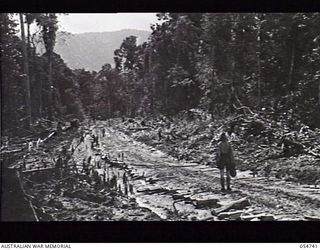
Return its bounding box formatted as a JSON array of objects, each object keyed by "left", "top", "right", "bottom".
[{"left": 57, "top": 13, "right": 159, "bottom": 33}]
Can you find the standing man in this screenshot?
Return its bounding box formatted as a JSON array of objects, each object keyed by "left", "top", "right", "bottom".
[{"left": 216, "top": 132, "right": 236, "bottom": 191}]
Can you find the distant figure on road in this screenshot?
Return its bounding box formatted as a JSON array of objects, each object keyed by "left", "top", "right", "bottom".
[
  {"left": 87, "top": 156, "right": 92, "bottom": 166},
  {"left": 54, "top": 154, "right": 63, "bottom": 178},
  {"left": 158, "top": 127, "right": 163, "bottom": 141},
  {"left": 82, "top": 159, "right": 87, "bottom": 173},
  {"left": 95, "top": 134, "right": 99, "bottom": 146},
  {"left": 216, "top": 132, "right": 236, "bottom": 191},
  {"left": 54, "top": 155, "right": 63, "bottom": 168},
  {"left": 22, "top": 155, "right": 27, "bottom": 170},
  {"left": 80, "top": 132, "right": 85, "bottom": 144}
]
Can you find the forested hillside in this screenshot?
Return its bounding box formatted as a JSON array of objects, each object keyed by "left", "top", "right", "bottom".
[
  {"left": 2, "top": 13, "right": 320, "bottom": 132},
  {"left": 1, "top": 13, "right": 83, "bottom": 135},
  {"left": 79, "top": 13, "right": 320, "bottom": 129}
]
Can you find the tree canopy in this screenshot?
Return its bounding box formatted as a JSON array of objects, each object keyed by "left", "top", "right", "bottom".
[{"left": 2, "top": 13, "right": 320, "bottom": 135}]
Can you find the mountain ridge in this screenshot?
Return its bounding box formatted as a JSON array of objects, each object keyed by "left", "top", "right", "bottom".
[
  {"left": 49, "top": 29, "right": 151, "bottom": 71},
  {"left": 68, "top": 28, "right": 151, "bottom": 35}
]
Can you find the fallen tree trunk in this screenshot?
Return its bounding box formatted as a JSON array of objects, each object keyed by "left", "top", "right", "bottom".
[
  {"left": 233, "top": 104, "right": 255, "bottom": 116},
  {"left": 304, "top": 215, "right": 320, "bottom": 221},
  {"left": 212, "top": 197, "right": 251, "bottom": 215},
  {"left": 1, "top": 166, "right": 38, "bottom": 221},
  {"left": 194, "top": 198, "right": 220, "bottom": 209},
  {"left": 218, "top": 210, "right": 243, "bottom": 220},
  {"left": 128, "top": 127, "right": 150, "bottom": 131},
  {"left": 22, "top": 167, "right": 56, "bottom": 174},
  {"left": 17, "top": 170, "right": 39, "bottom": 221},
  {"left": 0, "top": 148, "right": 24, "bottom": 155},
  {"left": 241, "top": 213, "right": 275, "bottom": 221},
  {"left": 42, "top": 131, "right": 56, "bottom": 143}
]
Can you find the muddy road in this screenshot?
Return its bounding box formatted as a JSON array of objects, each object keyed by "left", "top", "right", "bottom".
[{"left": 66, "top": 121, "right": 320, "bottom": 221}]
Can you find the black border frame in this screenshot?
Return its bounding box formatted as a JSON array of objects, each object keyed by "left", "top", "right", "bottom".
[
  {"left": 1, "top": 0, "right": 320, "bottom": 243},
  {"left": 0, "top": 222, "right": 319, "bottom": 242},
  {"left": 1, "top": 0, "right": 320, "bottom": 13}
]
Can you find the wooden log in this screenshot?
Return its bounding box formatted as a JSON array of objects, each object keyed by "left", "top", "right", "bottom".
[
  {"left": 128, "top": 127, "right": 150, "bottom": 131},
  {"left": 241, "top": 214, "right": 263, "bottom": 221},
  {"left": 304, "top": 215, "right": 320, "bottom": 221},
  {"left": 0, "top": 148, "right": 24, "bottom": 156},
  {"left": 16, "top": 171, "right": 39, "bottom": 221},
  {"left": 1, "top": 166, "right": 38, "bottom": 221},
  {"left": 194, "top": 198, "right": 220, "bottom": 209},
  {"left": 22, "top": 167, "right": 56, "bottom": 173},
  {"left": 212, "top": 197, "right": 251, "bottom": 215},
  {"left": 233, "top": 104, "right": 255, "bottom": 115},
  {"left": 251, "top": 217, "right": 260, "bottom": 221},
  {"left": 200, "top": 217, "right": 215, "bottom": 221},
  {"left": 42, "top": 131, "right": 56, "bottom": 143},
  {"left": 241, "top": 213, "right": 275, "bottom": 221},
  {"left": 260, "top": 214, "right": 276, "bottom": 221},
  {"left": 110, "top": 161, "right": 126, "bottom": 168},
  {"left": 218, "top": 210, "right": 243, "bottom": 220}
]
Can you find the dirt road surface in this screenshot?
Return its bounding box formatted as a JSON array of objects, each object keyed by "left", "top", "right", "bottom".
[{"left": 69, "top": 121, "right": 320, "bottom": 221}]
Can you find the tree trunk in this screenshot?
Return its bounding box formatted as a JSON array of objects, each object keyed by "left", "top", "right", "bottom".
[
  {"left": 288, "top": 23, "right": 297, "bottom": 93},
  {"left": 130, "top": 94, "right": 135, "bottom": 117},
  {"left": 148, "top": 52, "right": 155, "bottom": 115},
  {"left": 107, "top": 95, "right": 111, "bottom": 118},
  {"left": 164, "top": 80, "right": 168, "bottom": 113},
  {"left": 212, "top": 197, "right": 251, "bottom": 215},
  {"left": 39, "top": 79, "right": 43, "bottom": 118},
  {"left": 210, "top": 43, "right": 217, "bottom": 115},
  {"left": 27, "top": 22, "right": 31, "bottom": 57},
  {"left": 19, "top": 13, "right": 32, "bottom": 127},
  {"left": 48, "top": 61, "right": 63, "bottom": 119},
  {"left": 47, "top": 52, "right": 53, "bottom": 120},
  {"left": 48, "top": 54, "right": 63, "bottom": 117},
  {"left": 0, "top": 14, "right": 6, "bottom": 128},
  {"left": 318, "top": 80, "right": 320, "bottom": 105},
  {"left": 229, "top": 60, "right": 236, "bottom": 114},
  {"left": 257, "top": 53, "right": 262, "bottom": 108},
  {"left": 257, "top": 16, "right": 262, "bottom": 108},
  {"left": 54, "top": 78, "right": 63, "bottom": 116},
  {"left": 230, "top": 15, "right": 238, "bottom": 114},
  {"left": 27, "top": 21, "right": 35, "bottom": 119},
  {"left": 288, "top": 42, "right": 295, "bottom": 92}
]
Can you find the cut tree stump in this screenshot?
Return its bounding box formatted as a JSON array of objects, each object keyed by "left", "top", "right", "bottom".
[{"left": 212, "top": 197, "right": 251, "bottom": 215}]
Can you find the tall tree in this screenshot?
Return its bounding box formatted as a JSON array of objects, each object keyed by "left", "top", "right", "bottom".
[
  {"left": 19, "top": 13, "right": 32, "bottom": 127},
  {"left": 36, "top": 13, "right": 59, "bottom": 119}
]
